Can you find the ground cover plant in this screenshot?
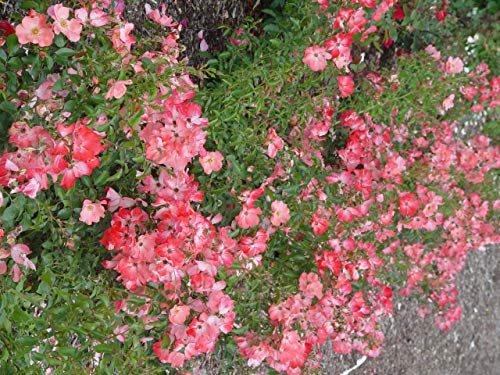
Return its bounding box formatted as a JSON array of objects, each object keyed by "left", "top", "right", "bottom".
[{"left": 0, "top": 0, "right": 498, "bottom": 374}]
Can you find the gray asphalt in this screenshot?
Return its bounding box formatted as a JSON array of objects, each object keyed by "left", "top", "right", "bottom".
[{"left": 321, "top": 245, "right": 500, "bottom": 375}]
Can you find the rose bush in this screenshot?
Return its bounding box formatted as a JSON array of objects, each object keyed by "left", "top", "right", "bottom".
[{"left": 0, "top": 0, "right": 498, "bottom": 374}]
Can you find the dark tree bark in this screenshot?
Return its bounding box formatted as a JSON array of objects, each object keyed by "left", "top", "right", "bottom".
[
  {"left": 1, "top": 0, "right": 267, "bottom": 66},
  {"left": 125, "top": 0, "right": 266, "bottom": 66}
]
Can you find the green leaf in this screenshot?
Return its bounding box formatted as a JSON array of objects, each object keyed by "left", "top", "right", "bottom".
[
  {"left": 263, "top": 24, "right": 280, "bottom": 34},
  {"left": 7, "top": 57, "right": 22, "bottom": 71},
  {"left": 45, "top": 55, "right": 54, "bottom": 70},
  {"left": 54, "top": 288, "right": 71, "bottom": 299},
  {"left": 290, "top": 17, "right": 300, "bottom": 27},
  {"left": 51, "top": 77, "right": 66, "bottom": 92},
  {"left": 0, "top": 48, "right": 7, "bottom": 63},
  {"left": 17, "top": 336, "right": 38, "bottom": 347},
  {"left": 57, "top": 346, "right": 78, "bottom": 358},
  {"left": 20, "top": 1, "right": 41, "bottom": 12},
  {"left": 231, "top": 325, "right": 249, "bottom": 335},
  {"left": 105, "top": 169, "right": 123, "bottom": 183},
  {"left": 5, "top": 71, "right": 18, "bottom": 92},
  {"left": 1, "top": 194, "right": 26, "bottom": 226},
  {"left": 160, "top": 335, "right": 171, "bottom": 349},
  {"left": 88, "top": 330, "right": 107, "bottom": 341},
  {"left": 31, "top": 352, "right": 45, "bottom": 361},
  {"left": 63, "top": 99, "right": 77, "bottom": 113},
  {"left": 6, "top": 35, "right": 19, "bottom": 56},
  {"left": 2, "top": 316, "right": 11, "bottom": 334},
  {"left": 52, "top": 305, "right": 70, "bottom": 318},
  {"left": 74, "top": 294, "right": 91, "bottom": 309},
  {"left": 93, "top": 344, "right": 115, "bottom": 353},
  {"left": 96, "top": 122, "right": 110, "bottom": 133},
  {"left": 80, "top": 175, "right": 92, "bottom": 188},
  {"left": 0, "top": 101, "right": 16, "bottom": 115},
  {"left": 41, "top": 241, "right": 53, "bottom": 250},
  {"left": 131, "top": 155, "right": 145, "bottom": 163},
  {"left": 55, "top": 48, "right": 76, "bottom": 57},
  {"left": 82, "top": 104, "right": 97, "bottom": 116},
  {"left": 46, "top": 356, "right": 63, "bottom": 366},
  {"left": 94, "top": 170, "right": 111, "bottom": 187},
  {"left": 262, "top": 8, "right": 278, "bottom": 18},
  {"left": 40, "top": 270, "right": 55, "bottom": 286},
  {"left": 141, "top": 57, "right": 154, "bottom": 71},
  {"left": 89, "top": 95, "right": 105, "bottom": 105},
  {"left": 37, "top": 281, "right": 51, "bottom": 295},
  {"left": 11, "top": 306, "right": 30, "bottom": 323},
  {"left": 69, "top": 325, "right": 88, "bottom": 336},
  {"left": 127, "top": 297, "right": 147, "bottom": 306}
]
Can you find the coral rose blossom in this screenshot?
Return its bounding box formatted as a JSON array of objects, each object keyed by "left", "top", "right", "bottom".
[
  {"left": 74, "top": 8, "right": 88, "bottom": 24},
  {"left": 266, "top": 128, "right": 284, "bottom": 158},
  {"left": 49, "top": 4, "right": 82, "bottom": 42},
  {"left": 337, "top": 75, "right": 355, "bottom": 98},
  {"left": 445, "top": 56, "right": 463, "bottom": 74},
  {"left": 442, "top": 94, "right": 455, "bottom": 111},
  {"left": 169, "top": 305, "right": 190, "bottom": 325},
  {"left": 302, "top": 46, "right": 331, "bottom": 71},
  {"left": 236, "top": 205, "right": 262, "bottom": 229},
  {"left": 399, "top": 192, "right": 420, "bottom": 217},
  {"left": 89, "top": 8, "right": 108, "bottom": 27},
  {"left": 199, "top": 151, "right": 224, "bottom": 174},
  {"left": 15, "top": 13, "right": 54, "bottom": 47},
  {"left": 271, "top": 200, "right": 290, "bottom": 226},
  {"left": 105, "top": 80, "right": 133, "bottom": 100},
  {"left": 425, "top": 45, "right": 441, "bottom": 61},
  {"left": 80, "top": 199, "right": 105, "bottom": 225}
]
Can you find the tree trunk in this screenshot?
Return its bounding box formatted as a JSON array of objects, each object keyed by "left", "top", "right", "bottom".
[
  {"left": 1, "top": 0, "right": 266, "bottom": 66},
  {"left": 126, "top": 0, "right": 265, "bottom": 66}
]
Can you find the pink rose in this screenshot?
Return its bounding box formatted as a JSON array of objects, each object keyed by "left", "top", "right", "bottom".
[
  {"left": 105, "top": 80, "right": 133, "bottom": 100},
  {"left": 302, "top": 46, "right": 331, "bottom": 71},
  {"left": 89, "top": 8, "right": 108, "bottom": 27},
  {"left": 271, "top": 200, "right": 291, "bottom": 226},
  {"left": 266, "top": 128, "right": 284, "bottom": 158},
  {"left": 169, "top": 305, "right": 190, "bottom": 325},
  {"left": 337, "top": 75, "right": 355, "bottom": 98},
  {"left": 80, "top": 199, "right": 106, "bottom": 225},
  {"left": 442, "top": 94, "right": 455, "bottom": 111},
  {"left": 236, "top": 205, "right": 262, "bottom": 229},
  {"left": 49, "top": 4, "right": 82, "bottom": 42},
  {"left": 445, "top": 56, "right": 463, "bottom": 74},
  {"left": 15, "top": 13, "right": 54, "bottom": 47},
  {"left": 199, "top": 151, "right": 224, "bottom": 174}
]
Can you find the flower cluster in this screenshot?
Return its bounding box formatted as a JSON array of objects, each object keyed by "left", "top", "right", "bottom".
[
  {"left": 304, "top": 0, "right": 398, "bottom": 77},
  {"left": 232, "top": 93, "right": 498, "bottom": 374},
  {"left": 0, "top": 219, "right": 36, "bottom": 281}
]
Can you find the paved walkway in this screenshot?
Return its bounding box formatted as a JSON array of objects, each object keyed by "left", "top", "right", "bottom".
[{"left": 321, "top": 246, "right": 500, "bottom": 375}]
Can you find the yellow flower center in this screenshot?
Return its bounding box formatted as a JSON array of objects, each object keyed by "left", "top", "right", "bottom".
[
  {"left": 60, "top": 20, "right": 68, "bottom": 28},
  {"left": 31, "top": 28, "right": 40, "bottom": 36}
]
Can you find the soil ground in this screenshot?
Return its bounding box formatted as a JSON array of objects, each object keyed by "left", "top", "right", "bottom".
[{"left": 320, "top": 245, "right": 500, "bottom": 375}]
